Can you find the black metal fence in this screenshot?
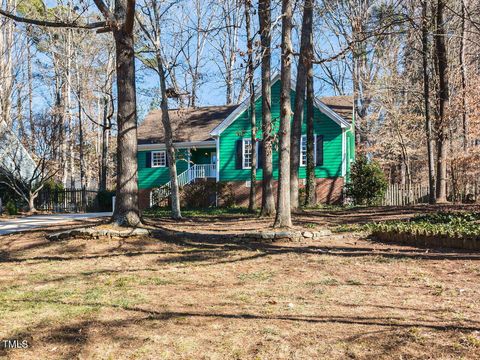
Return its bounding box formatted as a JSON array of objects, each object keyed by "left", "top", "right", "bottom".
[{"left": 35, "top": 189, "right": 99, "bottom": 213}]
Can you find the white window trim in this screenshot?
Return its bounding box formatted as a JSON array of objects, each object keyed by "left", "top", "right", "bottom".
[
  {"left": 300, "top": 134, "right": 317, "bottom": 167},
  {"left": 242, "top": 138, "right": 259, "bottom": 169},
  {"left": 151, "top": 150, "right": 166, "bottom": 168}
]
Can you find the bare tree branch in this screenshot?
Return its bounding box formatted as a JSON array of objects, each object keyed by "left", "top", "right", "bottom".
[{"left": 0, "top": 9, "right": 107, "bottom": 29}]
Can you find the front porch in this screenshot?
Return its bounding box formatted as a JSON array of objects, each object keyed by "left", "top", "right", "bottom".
[
  {"left": 149, "top": 147, "right": 217, "bottom": 206},
  {"left": 186, "top": 147, "right": 217, "bottom": 180}
]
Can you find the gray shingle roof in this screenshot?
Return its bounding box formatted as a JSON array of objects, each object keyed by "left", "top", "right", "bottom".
[{"left": 138, "top": 96, "right": 353, "bottom": 145}]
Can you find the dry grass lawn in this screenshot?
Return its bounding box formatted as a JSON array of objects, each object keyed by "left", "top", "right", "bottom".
[{"left": 0, "top": 211, "right": 479, "bottom": 359}]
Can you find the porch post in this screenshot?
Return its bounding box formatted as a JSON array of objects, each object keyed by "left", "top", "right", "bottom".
[
  {"left": 214, "top": 136, "right": 220, "bottom": 206},
  {"left": 215, "top": 136, "right": 220, "bottom": 182},
  {"left": 188, "top": 147, "right": 191, "bottom": 182},
  {"left": 341, "top": 128, "right": 346, "bottom": 177}
]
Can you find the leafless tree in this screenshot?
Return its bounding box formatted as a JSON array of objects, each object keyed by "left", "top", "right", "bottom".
[
  {"left": 244, "top": 0, "right": 258, "bottom": 212},
  {"left": 137, "top": 0, "right": 182, "bottom": 219},
  {"left": 258, "top": 0, "right": 275, "bottom": 217},
  {"left": 274, "top": 0, "right": 293, "bottom": 228},
  {"left": 291, "top": 0, "right": 314, "bottom": 210},
  {"left": 0, "top": 116, "right": 59, "bottom": 212}
]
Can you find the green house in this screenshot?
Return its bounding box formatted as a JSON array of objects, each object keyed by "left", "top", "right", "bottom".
[{"left": 137, "top": 74, "right": 355, "bottom": 208}]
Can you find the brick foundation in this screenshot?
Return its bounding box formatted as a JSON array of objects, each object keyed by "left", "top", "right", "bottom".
[
  {"left": 139, "top": 188, "right": 151, "bottom": 210},
  {"left": 139, "top": 177, "right": 345, "bottom": 210},
  {"left": 219, "top": 178, "right": 345, "bottom": 207}
]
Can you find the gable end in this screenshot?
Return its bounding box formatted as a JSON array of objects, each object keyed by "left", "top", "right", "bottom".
[{"left": 209, "top": 72, "right": 350, "bottom": 137}]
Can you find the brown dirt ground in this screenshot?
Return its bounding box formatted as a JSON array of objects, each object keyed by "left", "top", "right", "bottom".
[
  {"left": 0, "top": 207, "right": 479, "bottom": 359},
  {"left": 154, "top": 204, "right": 480, "bottom": 234}
]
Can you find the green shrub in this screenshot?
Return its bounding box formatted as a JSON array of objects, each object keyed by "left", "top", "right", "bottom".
[
  {"left": 181, "top": 180, "right": 216, "bottom": 208},
  {"left": 95, "top": 190, "right": 115, "bottom": 212},
  {"left": 0, "top": 182, "right": 24, "bottom": 208},
  {"left": 180, "top": 180, "right": 236, "bottom": 208},
  {"left": 346, "top": 155, "right": 388, "bottom": 206},
  {"left": 365, "top": 212, "right": 480, "bottom": 238},
  {"left": 217, "top": 182, "right": 236, "bottom": 208},
  {"left": 143, "top": 206, "right": 252, "bottom": 218},
  {"left": 5, "top": 200, "right": 18, "bottom": 215},
  {"left": 42, "top": 180, "right": 64, "bottom": 192}
]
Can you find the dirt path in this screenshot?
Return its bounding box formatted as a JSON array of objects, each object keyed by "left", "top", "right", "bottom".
[{"left": 0, "top": 222, "right": 478, "bottom": 359}]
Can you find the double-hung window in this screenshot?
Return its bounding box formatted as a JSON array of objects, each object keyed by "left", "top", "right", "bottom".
[
  {"left": 242, "top": 138, "right": 260, "bottom": 169},
  {"left": 242, "top": 139, "right": 253, "bottom": 169},
  {"left": 151, "top": 150, "right": 166, "bottom": 167},
  {"left": 300, "top": 135, "right": 316, "bottom": 166}
]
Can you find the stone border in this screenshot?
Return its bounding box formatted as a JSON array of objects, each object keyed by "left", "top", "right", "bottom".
[
  {"left": 47, "top": 227, "right": 332, "bottom": 242},
  {"left": 228, "top": 229, "right": 332, "bottom": 242},
  {"left": 372, "top": 230, "right": 479, "bottom": 251},
  {"left": 47, "top": 227, "right": 152, "bottom": 241}
]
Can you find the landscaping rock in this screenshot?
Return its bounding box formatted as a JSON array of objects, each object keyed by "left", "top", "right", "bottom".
[
  {"left": 47, "top": 227, "right": 152, "bottom": 241},
  {"left": 274, "top": 231, "right": 296, "bottom": 239},
  {"left": 229, "top": 228, "right": 333, "bottom": 242},
  {"left": 260, "top": 232, "right": 276, "bottom": 240},
  {"left": 312, "top": 229, "right": 332, "bottom": 239}
]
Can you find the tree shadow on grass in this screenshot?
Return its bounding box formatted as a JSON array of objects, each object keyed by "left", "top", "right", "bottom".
[
  {"left": 8, "top": 298, "right": 480, "bottom": 333},
  {"left": 150, "top": 227, "right": 480, "bottom": 261},
  {"left": 1, "top": 226, "right": 479, "bottom": 266},
  {"left": 4, "top": 302, "right": 476, "bottom": 358}
]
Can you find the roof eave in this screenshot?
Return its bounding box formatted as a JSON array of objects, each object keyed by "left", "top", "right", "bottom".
[
  {"left": 314, "top": 98, "right": 350, "bottom": 128},
  {"left": 138, "top": 140, "right": 216, "bottom": 150}
]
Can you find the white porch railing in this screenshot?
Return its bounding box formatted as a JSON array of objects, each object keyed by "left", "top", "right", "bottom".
[{"left": 150, "top": 164, "right": 216, "bottom": 206}]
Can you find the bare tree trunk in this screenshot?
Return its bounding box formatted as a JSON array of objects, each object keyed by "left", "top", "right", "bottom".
[
  {"left": 0, "top": 0, "right": 15, "bottom": 127},
  {"left": 189, "top": 0, "right": 211, "bottom": 108},
  {"left": 78, "top": 85, "right": 86, "bottom": 189},
  {"left": 111, "top": 27, "right": 141, "bottom": 226},
  {"left": 53, "top": 54, "right": 68, "bottom": 188},
  {"left": 305, "top": 67, "right": 315, "bottom": 206},
  {"left": 434, "top": 0, "right": 448, "bottom": 203},
  {"left": 459, "top": 0, "right": 468, "bottom": 150},
  {"left": 158, "top": 58, "right": 182, "bottom": 219},
  {"left": 291, "top": 0, "right": 313, "bottom": 210},
  {"left": 53, "top": 82, "right": 63, "bottom": 176},
  {"left": 100, "top": 94, "right": 109, "bottom": 191},
  {"left": 90, "top": 0, "right": 143, "bottom": 226},
  {"left": 421, "top": 0, "right": 436, "bottom": 204},
  {"left": 100, "top": 54, "right": 113, "bottom": 191},
  {"left": 259, "top": 0, "right": 275, "bottom": 216},
  {"left": 226, "top": 64, "right": 234, "bottom": 105},
  {"left": 245, "top": 0, "right": 257, "bottom": 212},
  {"left": 74, "top": 48, "right": 86, "bottom": 189},
  {"left": 136, "top": 0, "right": 182, "bottom": 219},
  {"left": 28, "top": 192, "right": 36, "bottom": 213},
  {"left": 27, "top": 35, "right": 35, "bottom": 151},
  {"left": 274, "top": 0, "right": 293, "bottom": 228},
  {"left": 63, "top": 27, "right": 75, "bottom": 189}
]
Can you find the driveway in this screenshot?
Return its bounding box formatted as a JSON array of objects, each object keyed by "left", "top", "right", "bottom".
[{"left": 0, "top": 213, "right": 112, "bottom": 236}]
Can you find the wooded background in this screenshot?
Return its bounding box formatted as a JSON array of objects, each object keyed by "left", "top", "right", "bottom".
[{"left": 1, "top": 0, "right": 479, "bottom": 222}]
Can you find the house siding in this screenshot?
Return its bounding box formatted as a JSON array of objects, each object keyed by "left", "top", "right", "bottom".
[
  {"left": 137, "top": 149, "right": 189, "bottom": 189},
  {"left": 136, "top": 79, "right": 354, "bottom": 196},
  {"left": 219, "top": 80, "right": 345, "bottom": 182}
]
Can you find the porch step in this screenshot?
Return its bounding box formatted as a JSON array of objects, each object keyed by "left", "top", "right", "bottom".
[{"left": 150, "top": 164, "right": 216, "bottom": 206}]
